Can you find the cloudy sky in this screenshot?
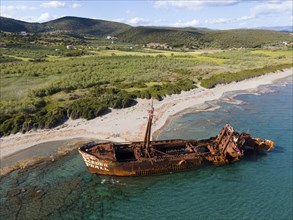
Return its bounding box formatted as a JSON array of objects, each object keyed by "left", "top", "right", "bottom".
[{"left": 1, "top": 0, "right": 292, "bottom": 29}]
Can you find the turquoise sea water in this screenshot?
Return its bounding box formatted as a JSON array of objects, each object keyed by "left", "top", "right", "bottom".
[{"left": 1, "top": 77, "right": 292, "bottom": 220}]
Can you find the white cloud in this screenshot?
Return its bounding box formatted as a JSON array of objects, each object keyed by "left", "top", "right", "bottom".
[
  {"left": 154, "top": 0, "right": 243, "bottom": 11},
  {"left": 112, "top": 17, "right": 158, "bottom": 26},
  {"left": 237, "top": 15, "right": 255, "bottom": 21},
  {"left": 128, "top": 17, "right": 150, "bottom": 25},
  {"left": 112, "top": 18, "right": 126, "bottom": 23},
  {"left": 205, "top": 18, "right": 232, "bottom": 24},
  {"left": 205, "top": 14, "right": 255, "bottom": 25},
  {"left": 41, "top": 1, "right": 81, "bottom": 9},
  {"left": 266, "top": 0, "right": 290, "bottom": 3},
  {"left": 38, "top": 13, "right": 52, "bottom": 22},
  {"left": 0, "top": 13, "right": 13, "bottom": 19},
  {"left": 251, "top": 1, "right": 293, "bottom": 16},
  {"left": 1, "top": 5, "right": 37, "bottom": 21},
  {"left": 41, "top": 1, "right": 66, "bottom": 9},
  {"left": 126, "top": 10, "right": 135, "bottom": 14},
  {"left": 203, "top": 1, "right": 292, "bottom": 26},
  {"left": 1, "top": 5, "right": 25, "bottom": 11},
  {"left": 1, "top": 5, "right": 36, "bottom": 12},
  {"left": 72, "top": 3, "right": 81, "bottom": 9},
  {"left": 18, "top": 13, "right": 54, "bottom": 23},
  {"left": 173, "top": 19, "right": 200, "bottom": 27}
]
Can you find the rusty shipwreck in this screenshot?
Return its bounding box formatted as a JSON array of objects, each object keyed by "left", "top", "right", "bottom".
[{"left": 79, "top": 104, "right": 274, "bottom": 176}]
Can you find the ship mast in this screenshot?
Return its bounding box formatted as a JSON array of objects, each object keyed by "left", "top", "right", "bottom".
[{"left": 144, "top": 99, "right": 154, "bottom": 149}]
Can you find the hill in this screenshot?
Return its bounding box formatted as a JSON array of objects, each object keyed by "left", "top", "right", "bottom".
[
  {"left": 204, "top": 29, "right": 292, "bottom": 48},
  {"left": 117, "top": 26, "right": 292, "bottom": 49},
  {"left": 0, "top": 17, "right": 46, "bottom": 33},
  {"left": 44, "top": 16, "right": 131, "bottom": 36},
  {"left": 117, "top": 26, "right": 207, "bottom": 48},
  {"left": 0, "top": 16, "right": 131, "bottom": 36},
  {"left": 257, "top": 26, "right": 293, "bottom": 32},
  {"left": 0, "top": 16, "right": 292, "bottom": 48}
]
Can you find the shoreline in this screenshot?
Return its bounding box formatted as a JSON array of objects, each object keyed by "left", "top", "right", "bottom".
[
  {"left": 0, "top": 68, "right": 292, "bottom": 161},
  {"left": 0, "top": 138, "right": 94, "bottom": 169}
]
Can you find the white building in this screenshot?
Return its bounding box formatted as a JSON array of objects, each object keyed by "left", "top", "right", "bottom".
[
  {"left": 66, "top": 45, "right": 75, "bottom": 49},
  {"left": 20, "top": 31, "right": 27, "bottom": 36}
]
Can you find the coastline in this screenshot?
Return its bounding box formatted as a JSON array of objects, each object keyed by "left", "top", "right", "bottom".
[{"left": 0, "top": 68, "right": 292, "bottom": 161}]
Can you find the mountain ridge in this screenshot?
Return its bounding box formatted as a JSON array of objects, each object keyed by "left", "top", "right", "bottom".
[
  {"left": 0, "top": 16, "right": 292, "bottom": 49},
  {"left": 256, "top": 26, "right": 293, "bottom": 32},
  {"left": 0, "top": 16, "right": 131, "bottom": 36}
]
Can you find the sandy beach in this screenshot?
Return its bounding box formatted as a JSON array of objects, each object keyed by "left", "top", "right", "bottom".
[{"left": 0, "top": 68, "right": 292, "bottom": 160}]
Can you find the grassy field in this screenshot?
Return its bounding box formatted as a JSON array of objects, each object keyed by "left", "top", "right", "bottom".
[{"left": 0, "top": 45, "right": 292, "bottom": 136}]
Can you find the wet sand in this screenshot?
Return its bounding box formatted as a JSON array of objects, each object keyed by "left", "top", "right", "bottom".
[{"left": 0, "top": 138, "right": 94, "bottom": 169}]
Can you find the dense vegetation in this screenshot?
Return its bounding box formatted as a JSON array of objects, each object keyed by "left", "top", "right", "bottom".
[
  {"left": 117, "top": 27, "right": 292, "bottom": 49},
  {"left": 1, "top": 45, "right": 292, "bottom": 136},
  {"left": 0, "top": 47, "right": 200, "bottom": 136},
  {"left": 0, "top": 16, "right": 292, "bottom": 136},
  {"left": 200, "top": 63, "right": 293, "bottom": 88}
]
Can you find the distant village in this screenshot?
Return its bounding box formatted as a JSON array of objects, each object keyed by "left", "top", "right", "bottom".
[
  {"left": 144, "top": 43, "right": 173, "bottom": 50},
  {"left": 105, "top": 35, "right": 173, "bottom": 50}
]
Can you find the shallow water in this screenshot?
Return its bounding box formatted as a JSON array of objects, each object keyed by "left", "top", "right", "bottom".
[
  {"left": 1, "top": 77, "right": 292, "bottom": 220},
  {"left": 0, "top": 138, "right": 96, "bottom": 168}
]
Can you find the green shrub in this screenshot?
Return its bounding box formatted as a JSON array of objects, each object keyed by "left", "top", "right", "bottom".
[
  {"left": 44, "top": 107, "right": 68, "bottom": 128},
  {"left": 200, "top": 63, "right": 293, "bottom": 88},
  {"left": 0, "top": 118, "right": 14, "bottom": 136}
]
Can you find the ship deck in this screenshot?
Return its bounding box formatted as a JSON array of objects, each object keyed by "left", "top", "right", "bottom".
[{"left": 80, "top": 138, "right": 215, "bottom": 163}]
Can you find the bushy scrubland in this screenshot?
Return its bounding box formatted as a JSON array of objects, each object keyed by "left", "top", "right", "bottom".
[{"left": 0, "top": 46, "right": 292, "bottom": 136}]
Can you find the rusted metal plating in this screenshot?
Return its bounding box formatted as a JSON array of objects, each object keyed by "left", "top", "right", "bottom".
[{"left": 79, "top": 105, "right": 274, "bottom": 176}]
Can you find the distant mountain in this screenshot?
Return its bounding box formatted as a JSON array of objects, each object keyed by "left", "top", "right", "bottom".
[
  {"left": 117, "top": 26, "right": 207, "bottom": 47},
  {"left": 44, "top": 16, "right": 131, "bottom": 36},
  {"left": 204, "top": 29, "right": 292, "bottom": 48},
  {"left": 118, "top": 26, "right": 292, "bottom": 48},
  {"left": 0, "top": 17, "right": 46, "bottom": 33},
  {"left": 257, "top": 26, "right": 293, "bottom": 32},
  {"left": 0, "top": 16, "right": 131, "bottom": 36},
  {"left": 1, "top": 16, "right": 292, "bottom": 48}
]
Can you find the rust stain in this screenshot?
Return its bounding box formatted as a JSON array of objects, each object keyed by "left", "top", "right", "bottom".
[{"left": 79, "top": 103, "right": 274, "bottom": 177}]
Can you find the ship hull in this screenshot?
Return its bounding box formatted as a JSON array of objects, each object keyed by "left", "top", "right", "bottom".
[
  {"left": 79, "top": 149, "right": 204, "bottom": 176},
  {"left": 78, "top": 124, "right": 274, "bottom": 177}
]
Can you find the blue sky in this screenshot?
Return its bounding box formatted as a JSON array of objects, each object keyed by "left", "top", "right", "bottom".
[{"left": 1, "top": 0, "right": 292, "bottom": 29}]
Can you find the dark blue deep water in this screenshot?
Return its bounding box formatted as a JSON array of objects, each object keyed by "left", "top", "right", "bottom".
[{"left": 1, "top": 77, "right": 292, "bottom": 220}]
